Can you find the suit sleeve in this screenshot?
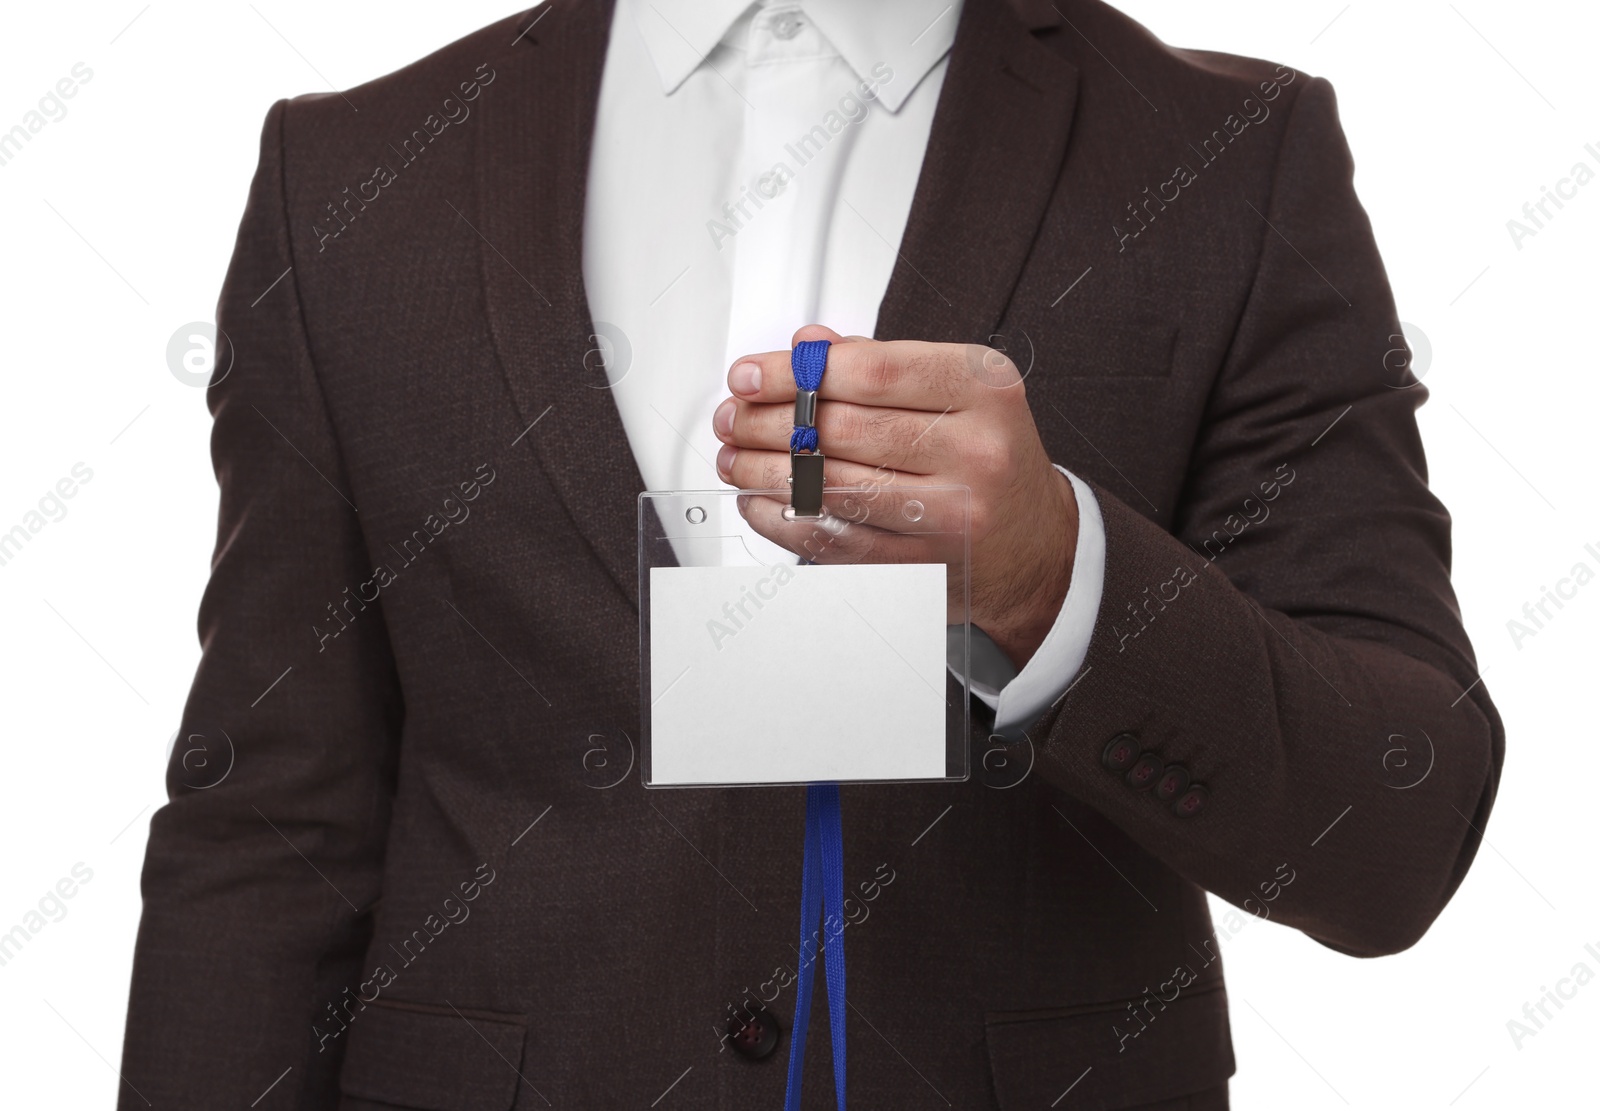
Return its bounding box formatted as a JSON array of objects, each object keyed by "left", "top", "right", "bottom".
[
  {"left": 1032, "top": 77, "right": 1503, "bottom": 957},
  {"left": 119, "top": 100, "right": 403, "bottom": 1108}
]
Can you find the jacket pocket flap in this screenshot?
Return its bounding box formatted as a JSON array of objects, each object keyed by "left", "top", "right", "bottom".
[
  {"left": 339, "top": 998, "right": 528, "bottom": 1111},
  {"left": 985, "top": 984, "right": 1233, "bottom": 1110}
]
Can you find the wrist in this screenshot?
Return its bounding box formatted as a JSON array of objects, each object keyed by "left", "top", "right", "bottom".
[{"left": 984, "top": 467, "right": 1079, "bottom": 669}]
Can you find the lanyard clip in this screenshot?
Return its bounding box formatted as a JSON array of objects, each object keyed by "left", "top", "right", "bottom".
[
  {"left": 790, "top": 386, "right": 823, "bottom": 518},
  {"left": 794, "top": 388, "right": 818, "bottom": 430}
]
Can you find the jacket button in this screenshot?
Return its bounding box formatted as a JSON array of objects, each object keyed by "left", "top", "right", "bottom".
[
  {"left": 726, "top": 1009, "right": 781, "bottom": 1061},
  {"left": 1125, "top": 753, "right": 1163, "bottom": 791},
  {"left": 1172, "top": 784, "right": 1209, "bottom": 818},
  {"left": 1101, "top": 733, "right": 1140, "bottom": 773},
  {"left": 1153, "top": 764, "right": 1190, "bottom": 803}
]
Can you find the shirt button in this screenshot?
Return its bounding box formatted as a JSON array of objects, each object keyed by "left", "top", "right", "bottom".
[
  {"left": 772, "top": 11, "right": 804, "bottom": 39},
  {"left": 757, "top": 170, "right": 786, "bottom": 198},
  {"left": 727, "top": 1009, "right": 781, "bottom": 1060}
]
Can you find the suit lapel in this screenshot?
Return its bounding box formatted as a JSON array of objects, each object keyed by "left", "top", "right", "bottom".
[
  {"left": 476, "top": 0, "right": 647, "bottom": 605},
  {"left": 875, "top": 0, "right": 1079, "bottom": 343}
]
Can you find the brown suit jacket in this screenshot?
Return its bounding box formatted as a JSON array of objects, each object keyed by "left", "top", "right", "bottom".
[{"left": 120, "top": 0, "right": 1502, "bottom": 1107}]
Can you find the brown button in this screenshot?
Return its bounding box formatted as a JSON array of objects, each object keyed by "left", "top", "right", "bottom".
[
  {"left": 726, "top": 1008, "right": 781, "bottom": 1061},
  {"left": 1102, "top": 733, "right": 1141, "bottom": 773},
  {"left": 1172, "top": 783, "right": 1209, "bottom": 818},
  {"left": 1125, "top": 753, "right": 1163, "bottom": 791},
  {"left": 1154, "top": 764, "right": 1190, "bottom": 803}
]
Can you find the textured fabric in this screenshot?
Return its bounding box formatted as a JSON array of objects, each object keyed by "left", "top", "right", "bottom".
[
  {"left": 119, "top": 1, "right": 1502, "bottom": 1108},
  {"left": 784, "top": 786, "right": 826, "bottom": 1110}
]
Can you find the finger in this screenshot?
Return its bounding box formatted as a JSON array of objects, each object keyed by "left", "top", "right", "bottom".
[
  {"left": 792, "top": 323, "right": 850, "bottom": 347},
  {"left": 735, "top": 492, "right": 929, "bottom": 567},
  {"left": 726, "top": 324, "right": 858, "bottom": 398},
  {"left": 718, "top": 445, "right": 886, "bottom": 492},
  {"left": 728, "top": 337, "right": 980, "bottom": 412},
  {"left": 716, "top": 398, "right": 954, "bottom": 475},
  {"left": 718, "top": 447, "right": 972, "bottom": 538}
]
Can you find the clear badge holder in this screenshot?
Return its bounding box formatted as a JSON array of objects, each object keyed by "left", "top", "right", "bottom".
[{"left": 639, "top": 483, "right": 971, "bottom": 788}]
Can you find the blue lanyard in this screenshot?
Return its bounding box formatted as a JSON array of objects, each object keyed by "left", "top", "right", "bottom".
[
  {"left": 785, "top": 784, "right": 846, "bottom": 1111},
  {"left": 784, "top": 339, "right": 847, "bottom": 1111},
  {"left": 789, "top": 339, "right": 829, "bottom": 453}
]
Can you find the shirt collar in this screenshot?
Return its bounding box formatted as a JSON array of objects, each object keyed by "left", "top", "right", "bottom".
[
  {"left": 802, "top": 0, "right": 962, "bottom": 112},
  {"left": 626, "top": 0, "right": 963, "bottom": 113}
]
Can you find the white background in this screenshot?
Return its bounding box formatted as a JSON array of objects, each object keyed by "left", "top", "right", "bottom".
[{"left": 0, "top": 1, "right": 1594, "bottom": 1107}]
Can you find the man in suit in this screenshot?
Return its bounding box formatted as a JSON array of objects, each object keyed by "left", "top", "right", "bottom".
[{"left": 120, "top": 0, "right": 1502, "bottom": 1107}]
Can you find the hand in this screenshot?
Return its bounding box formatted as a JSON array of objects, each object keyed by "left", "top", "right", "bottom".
[{"left": 712, "top": 325, "right": 1079, "bottom": 669}]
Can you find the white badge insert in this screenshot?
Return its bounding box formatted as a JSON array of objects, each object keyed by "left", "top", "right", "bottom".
[{"left": 639, "top": 486, "right": 970, "bottom": 788}]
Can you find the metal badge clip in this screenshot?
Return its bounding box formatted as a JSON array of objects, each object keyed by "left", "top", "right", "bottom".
[{"left": 790, "top": 451, "right": 825, "bottom": 518}]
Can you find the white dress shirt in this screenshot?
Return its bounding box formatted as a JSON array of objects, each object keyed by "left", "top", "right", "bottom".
[{"left": 582, "top": 0, "right": 1105, "bottom": 738}]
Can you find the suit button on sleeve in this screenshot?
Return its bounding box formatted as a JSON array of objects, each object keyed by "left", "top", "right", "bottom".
[
  {"left": 1153, "top": 764, "right": 1190, "bottom": 803},
  {"left": 1101, "top": 733, "right": 1141, "bottom": 773},
  {"left": 1125, "top": 753, "right": 1163, "bottom": 791},
  {"left": 1172, "top": 783, "right": 1210, "bottom": 818}
]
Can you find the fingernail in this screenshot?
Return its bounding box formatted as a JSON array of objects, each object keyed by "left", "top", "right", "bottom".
[
  {"left": 713, "top": 398, "right": 735, "bottom": 438},
  {"left": 716, "top": 444, "right": 737, "bottom": 478},
  {"left": 730, "top": 361, "right": 761, "bottom": 396}
]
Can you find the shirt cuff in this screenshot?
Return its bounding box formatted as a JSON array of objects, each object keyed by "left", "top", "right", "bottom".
[{"left": 951, "top": 468, "right": 1106, "bottom": 739}]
